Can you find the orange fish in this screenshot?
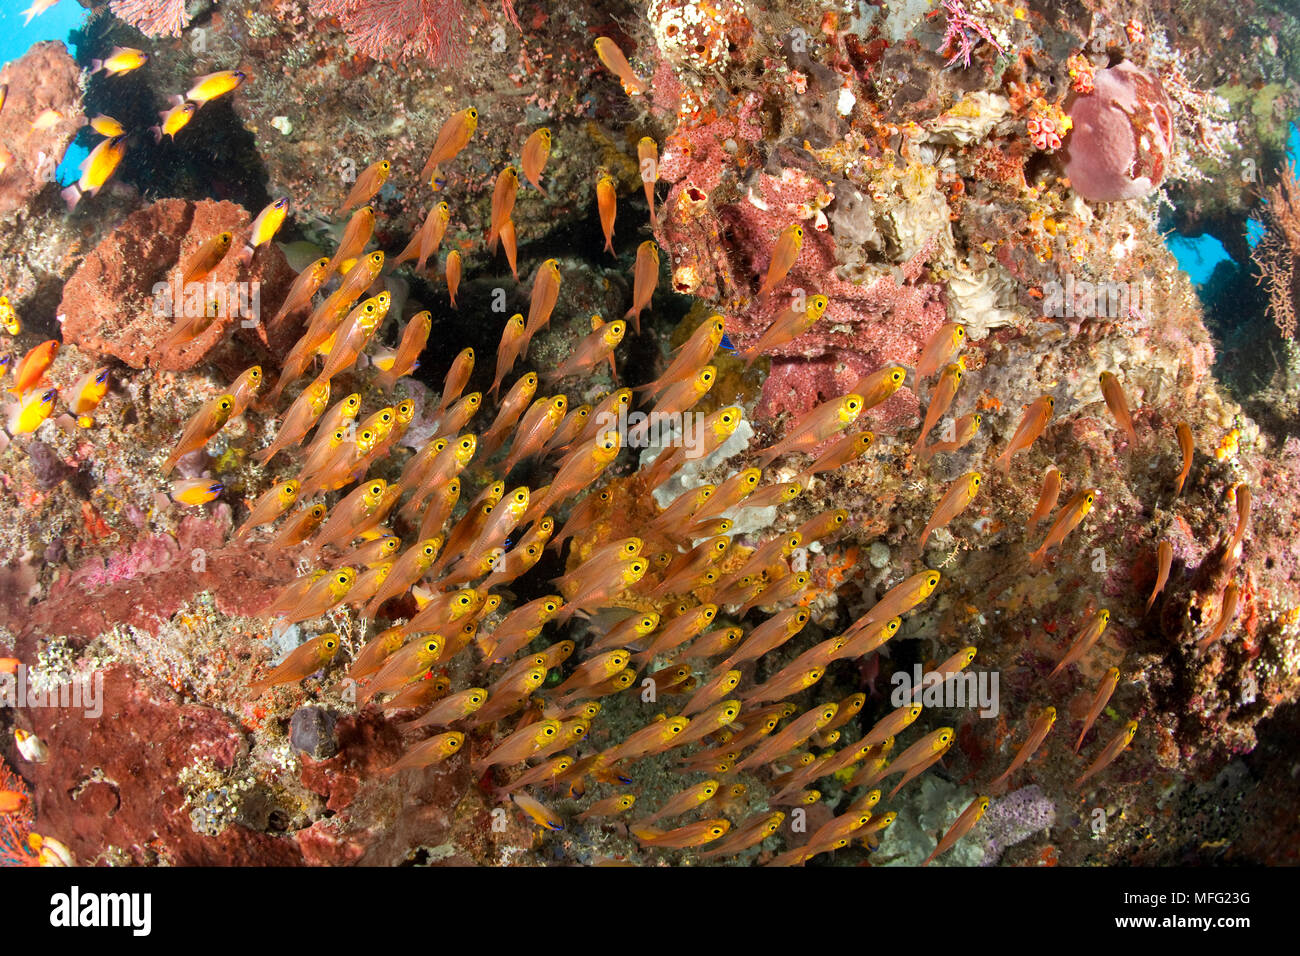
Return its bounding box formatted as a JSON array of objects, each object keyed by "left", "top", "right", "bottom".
[
  {"left": 500, "top": 218, "right": 519, "bottom": 280},
  {"left": 486, "top": 165, "right": 519, "bottom": 251},
  {"left": 918, "top": 411, "right": 980, "bottom": 461},
  {"left": 995, "top": 395, "right": 1054, "bottom": 473},
  {"left": 1075, "top": 719, "right": 1138, "bottom": 789},
  {"left": 594, "top": 37, "right": 647, "bottom": 95},
  {"left": 756, "top": 393, "right": 863, "bottom": 466},
  {"left": 624, "top": 241, "right": 659, "bottom": 334},
  {"left": 233, "top": 478, "right": 300, "bottom": 542},
  {"left": 1026, "top": 466, "right": 1061, "bottom": 531},
  {"left": 739, "top": 295, "right": 829, "bottom": 369},
  {"left": 757, "top": 224, "right": 804, "bottom": 297},
  {"left": 913, "top": 360, "right": 964, "bottom": 452},
  {"left": 547, "top": 317, "right": 625, "bottom": 384},
  {"left": 883, "top": 727, "right": 954, "bottom": 798},
  {"left": 698, "top": 810, "right": 784, "bottom": 860},
  {"left": 180, "top": 231, "right": 233, "bottom": 288},
  {"left": 990, "top": 707, "right": 1056, "bottom": 787},
  {"left": 1174, "top": 421, "right": 1194, "bottom": 495},
  {"left": 1075, "top": 667, "right": 1121, "bottom": 753},
  {"left": 1029, "top": 487, "right": 1097, "bottom": 567},
  {"left": 521, "top": 128, "right": 552, "bottom": 195},
  {"left": 488, "top": 315, "right": 529, "bottom": 400},
  {"left": 637, "top": 137, "right": 658, "bottom": 228},
  {"left": 848, "top": 570, "right": 941, "bottom": 635},
  {"left": 61, "top": 134, "right": 127, "bottom": 209},
  {"left": 632, "top": 819, "right": 730, "bottom": 849},
  {"left": 269, "top": 258, "right": 328, "bottom": 331},
  {"left": 249, "top": 633, "right": 340, "bottom": 694},
  {"left": 918, "top": 472, "right": 982, "bottom": 549},
  {"left": 339, "top": 159, "right": 391, "bottom": 213},
  {"left": 596, "top": 173, "right": 618, "bottom": 255},
  {"left": 1146, "top": 540, "right": 1172, "bottom": 611},
  {"left": 151, "top": 100, "right": 197, "bottom": 142},
  {"left": 384, "top": 732, "right": 465, "bottom": 774},
  {"left": 8, "top": 340, "right": 58, "bottom": 396},
  {"left": 1197, "top": 582, "right": 1238, "bottom": 652},
  {"left": 421, "top": 106, "right": 478, "bottom": 184},
  {"left": 162, "top": 394, "right": 235, "bottom": 474},
  {"left": 921, "top": 795, "right": 990, "bottom": 866},
  {"left": 915, "top": 322, "right": 966, "bottom": 382},
  {"left": 1228, "top": 483, "right": 1251, "bottom": 555},
  {"left": 325, "top": 206, "right": 376, "bottom": 278},
  {"left": 445, "top": 250, "right": 462, "bottom": 308},
  {"left": 1049, "top": 609, "right": 1110, "bottom": 676},
  {"left": 576, "top": 793, "right": 636, "bottom": 822},
  {"left": 850, "top": 365, "right": 908, "bottom": 412},
  {"left": 524, "top": 258, "right": 562, "bottom": 345},
  {"left": 241, "top": 197, "right": 290, "bottom": 263},
  {"left": 186, "top": 70, "right": 247, "bottom": 106},
  {"left": 796, "top": 430, "right": 874, "bottom": 484},
  {"left": 375, "top": 310, "right": 431, "bottom": 391},
  {"left": 393, "top": 202, "right": 451, "bottom": 273},
  {"left": 1099, "top": 371, "right": 1137, "bottom": 445},
  {"left": 267, "top": 503, "right": 328, "bottom": 551}
]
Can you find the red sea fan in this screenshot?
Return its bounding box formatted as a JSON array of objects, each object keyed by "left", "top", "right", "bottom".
[
  {"left": 108, "top": 0, "right": 191, "bottom": 38},
  {"left": 310, "top": 0, "right": 505, "bottom": 63}
]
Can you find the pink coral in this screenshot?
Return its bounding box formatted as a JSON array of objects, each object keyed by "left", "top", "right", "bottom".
[
  {"left": 935, "top": 0, "right": 1005, "bottom": 70},
  {"left": 308, "top": 0, "right": 516, "bottom": 62},
  {"left": 1062, "top": 61, "right": 1174, "bottom": 202},
  {"left": 108, "top": 0, "right": 191, "bottom": 38}
]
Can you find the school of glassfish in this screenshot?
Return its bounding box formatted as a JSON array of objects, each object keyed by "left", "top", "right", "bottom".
[{"left": 0, "top": 38, "right": 1254, "bottom": 867}]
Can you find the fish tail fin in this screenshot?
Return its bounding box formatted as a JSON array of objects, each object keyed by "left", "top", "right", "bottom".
[
  {"left": 60, "top": 184, "right": 82, "bottom": 211},
  {"left": 89, "top": 58, "right": 104, "bottom": 73},
  {"left": 169, "top": 94, "right": 184, "bottom": 108},
  {"left": 236, "top": 243, "right": 255, "bottom": 267}
]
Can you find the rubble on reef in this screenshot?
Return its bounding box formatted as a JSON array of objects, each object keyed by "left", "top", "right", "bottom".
[{"left": 1, "top": 0, "right": 1299, "bottom": 869}]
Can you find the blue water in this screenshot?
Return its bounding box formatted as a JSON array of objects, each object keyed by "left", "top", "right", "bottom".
[
  {"left": 1170, "top": 121, "right": 1300, "bottom": 282},
  {"left": 1, "top": 0, "right": 90, "bottom": 184}
]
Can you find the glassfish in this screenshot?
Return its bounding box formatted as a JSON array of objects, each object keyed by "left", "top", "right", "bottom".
[
  {"left": 1047, "top": 608, "right": 1109, "bottom": 676},
  {"left": 918, "top": 472, "right": 982, "bottom": 548},
  {"left": 1075, "top": 667, "right": 1121, "bottom": 753},
  {"left": 1099, "top": 371, "right": 1137, "bottom": 445},
  {"left": 624, "top": 240, "right": 659, "bottom": 333},
  {"left": 1029, "top": 488, "right": 1097, "bottom": 567},
  {"left": 1026, "top": 466, "right": 1061, "bottom": 530},
  {"left": 1197, "top": 582, "right": 1238, "bottom": 651},
  {"left": 421, "top": 106, "right": 478, "bottom": 185},
  {"left": 995, "top": 395, "right": 1054, "bottom": 473},
  {"left": 180, "top": 231, "right": 233, "bottom": 287},
  {"left": 919, "top": 411, "right": 980, "bottom": 461},
  {"left": 913, "top": 360, "right": 964, "bottom": 451},
  {"left": 393, "top": 202, "right": 451, "bottom": 273},
  {"left": 594, "top": 37, "right": 647, "bottom": 95},
  {"left": 1174, "top": 421, "right": 1194, "bottom": 495},
  {"left": 757, "top": 224, "right": 804, "bottom": 297},
  {"left": 248, "top": 633, "right": 340, "bottom": 694},
  {"left": 486, "top": 166, "right": 519, "bottom": 251},
  {"left": 445, "top": 250, "right": 462, "bottom": 308},
  {"left": 596, "top": 173, "right": 618, "bottom": 255},
  {"left": 990, "top": 707, "right": 1056, "bottom": 787},
  {"left": 339, "top": 159, "right": 390, "bottom": 213},
  {"left": 915, "top": 322, "right": 966, "bottom": 382},
  {"left": 1146, "top": 540, "right": 1173, "bottom": 611},
  {"left": 547, "top": 316, "right": 624, "bottom": 383},
  {"left": 921, "top": 795, "right": 990, "bottom": 866},
  {"left": 383, "top": 732, "right": 465, "bottom": 774},
  {"left": 756, "top": 393, "right": 864, "bottom": 466},
  {"left": 233, "top": 478, "right": 299, "bottom": 541},
  {"left": 521, "top": 127, "right": 552, "bottom": 195},
  {"left": 1074, "top": 719, "right": 1138, "bottom": 789},
  {"left": 738, "top": 295, "right": 828, "bottom": 368},
  {"left": 524, "top": 258, "right": 562, "bottom": 345},
  {"left": 162, "top": 393, "right": 234, "bottom": 473},
  {"left": 254, "top": 380, "right": 330, "bottom": 466}
]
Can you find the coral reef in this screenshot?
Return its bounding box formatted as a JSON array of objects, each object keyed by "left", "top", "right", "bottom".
[{"left": 0, "top": 0, "right": 1298, "bottom": 872}]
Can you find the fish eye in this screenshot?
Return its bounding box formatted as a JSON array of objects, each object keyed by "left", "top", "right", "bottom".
[{"left": 336, "top": 573, "right": 349, "bottom": 584}]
